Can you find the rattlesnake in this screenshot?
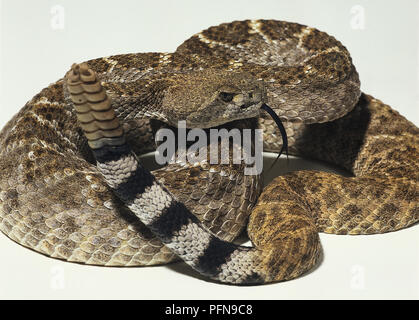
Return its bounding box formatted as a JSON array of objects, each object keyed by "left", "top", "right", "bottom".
[{"left": 0, "top": 20, "right": 417, "bottom": 284}]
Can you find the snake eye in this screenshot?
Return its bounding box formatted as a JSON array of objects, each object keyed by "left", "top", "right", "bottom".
[{"left": 219, "top": 92, "right": 235, "bottom": 103}]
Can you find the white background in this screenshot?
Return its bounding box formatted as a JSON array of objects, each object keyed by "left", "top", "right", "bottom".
[{"left": 0, "top": 0, "right": 418, "bottom": 299}]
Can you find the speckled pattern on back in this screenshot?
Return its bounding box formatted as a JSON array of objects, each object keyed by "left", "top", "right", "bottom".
[{"left": 0, "top": 20, "right": 417, "bottom": 284}]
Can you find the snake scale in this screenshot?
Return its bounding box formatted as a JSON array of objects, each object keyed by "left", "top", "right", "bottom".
[{"left": 0, "top": 20, "right": 417, "bottom": 285}]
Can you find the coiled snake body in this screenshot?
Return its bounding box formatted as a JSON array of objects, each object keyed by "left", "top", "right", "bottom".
[{"left": 0, "top": 20, "right": 417, "bottom": 284}]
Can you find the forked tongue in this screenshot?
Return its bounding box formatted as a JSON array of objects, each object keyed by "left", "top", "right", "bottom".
[{"left": 260, "top": 103, "right": 289, "bottom": 170}]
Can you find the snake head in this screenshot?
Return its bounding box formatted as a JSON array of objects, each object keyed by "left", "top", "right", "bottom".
[{"left": 161, "top": 69, "right": 266, "bottom": 128}]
